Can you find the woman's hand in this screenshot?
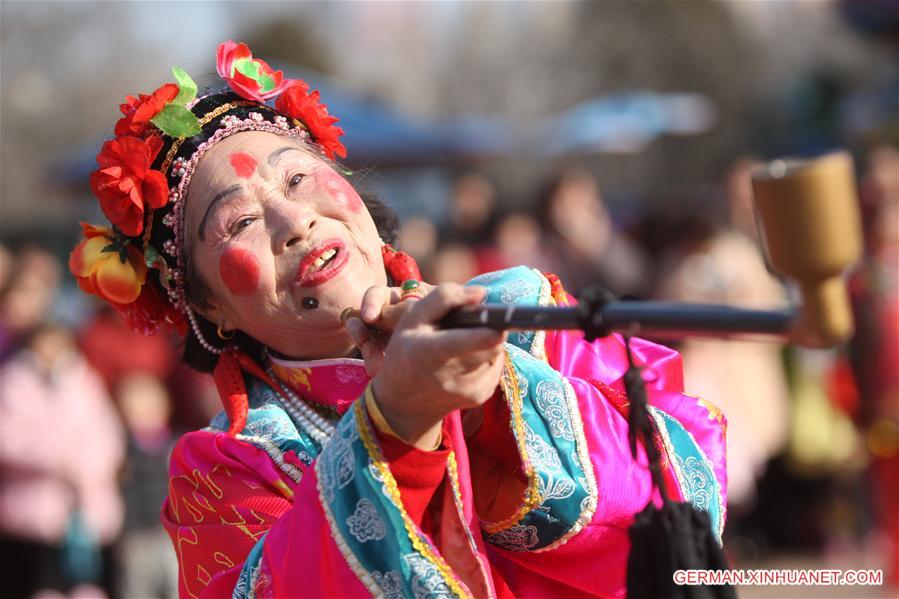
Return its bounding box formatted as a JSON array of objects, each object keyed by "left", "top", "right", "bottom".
[
  {"left": 359, "top": 281, "right": 436, "bottom": 334},
  {"left": 344, "top": 281, "right": 435, "bottom": 376},
  {"left": 346, "top": 283, "right": 506, "bottom": 450}
]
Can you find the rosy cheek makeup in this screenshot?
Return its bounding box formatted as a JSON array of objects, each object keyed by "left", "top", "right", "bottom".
[
  {"left": 219, "top": 247, "right": 260, "bottom": 296},
  {"left": 229, "top": 152, "right": 257, "bottom": 179},
  {"left": 313, "top": 169, "right": 362, "bottom": 212}
]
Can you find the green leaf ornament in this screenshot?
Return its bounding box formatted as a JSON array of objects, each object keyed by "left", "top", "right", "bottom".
[
  {"left": 171, "top": 66, "right": 198, "bottom": 106},
  {"left": 151, "top": 103, "right": 201, "bottom": 138}
]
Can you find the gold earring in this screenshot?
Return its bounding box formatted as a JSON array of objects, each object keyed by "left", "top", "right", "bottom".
[{"left": 217, "top": 324, "right": 236, "bottom": 340}]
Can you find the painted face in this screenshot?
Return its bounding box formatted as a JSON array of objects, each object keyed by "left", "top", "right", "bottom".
[{"left": 184, "top": 131, "right": 386, "bottom": 359}]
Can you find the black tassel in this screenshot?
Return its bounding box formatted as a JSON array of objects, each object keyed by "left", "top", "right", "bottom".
[
  {"left": 576, "top": 287, "right": 735, "bottom": 598},
  {"left": 622, "top": 335, "right": 735, "bottom": 599}
]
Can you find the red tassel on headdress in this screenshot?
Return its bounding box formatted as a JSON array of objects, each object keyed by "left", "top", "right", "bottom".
[
  {"left": 213, "top": 350, "right": 250, "bottom": 436},
  {"left": 381, "top": 244, "right": 421, "bottom": 285}
]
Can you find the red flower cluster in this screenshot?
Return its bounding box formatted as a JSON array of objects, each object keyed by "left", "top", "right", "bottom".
[
  {"left": 89, "top": 135, "right": 168, "bottom": 237},
  {"left": 275, "top": 81, "right": 347, "bottom": 160},
  {"left": 113, "top": 280, "right": 187, "bottom": 336},
  {"left": 115, "top": 83, "right": 179, "bottom": 137}
]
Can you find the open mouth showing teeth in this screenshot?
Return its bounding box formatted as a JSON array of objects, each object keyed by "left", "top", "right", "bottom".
[
  {"left": 311, "top": 248, "right": 339, "bottom": 271},
  {"left": 298, "top": 240, "right": 348, "bottom": 287}
]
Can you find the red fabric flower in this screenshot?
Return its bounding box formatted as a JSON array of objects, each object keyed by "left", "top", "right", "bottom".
[
  {"left": 89, "top": 135, "right": 169, "bottom": 236},
  {"left": 216, "top": 40, "right": 290, "bottom": 102},
  {"left": 115, "top": 83, "right": 179, "bottom": 137},
  {"left": 113, "top": 279, "right": 187, "bottom": 336},
  {"left": 275, "top": 80, "right": 347, "bottom": 160}
]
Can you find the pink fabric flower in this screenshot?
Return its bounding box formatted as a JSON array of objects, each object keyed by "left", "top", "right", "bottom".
[{"left": 216, "top": 41, "right": 291, "bottom": 102}]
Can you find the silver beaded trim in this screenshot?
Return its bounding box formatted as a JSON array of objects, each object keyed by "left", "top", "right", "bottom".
[
  {"left": 184, "top": 304, "right": 230, "bottom": 355},
  {"left": 264, "top": 360, "right": 336, "bottom": 445}
]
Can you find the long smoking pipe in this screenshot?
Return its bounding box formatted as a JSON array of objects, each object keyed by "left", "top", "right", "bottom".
[
  {"left": 438, "top": 301, "right": 796, "bottom": 342},
  {"left": 439, "top": 151, "right": 864, "bottom": 348}
]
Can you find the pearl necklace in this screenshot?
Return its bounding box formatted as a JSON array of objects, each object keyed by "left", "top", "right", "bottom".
[{"left": 263, "top": 362, "right": 336, "bottom": 445}]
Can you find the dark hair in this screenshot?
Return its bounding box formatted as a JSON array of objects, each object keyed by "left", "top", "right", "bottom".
[{"left": 181, "top": 191, "right": 399, "bottom": 373}]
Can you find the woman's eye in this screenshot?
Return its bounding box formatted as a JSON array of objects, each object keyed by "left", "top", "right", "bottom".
[
  {"left": 288, "top": 173, "right": 304, "bottom": 188},
  {"left": 231, "top": 217, "right": 254, "bottom": 234}
]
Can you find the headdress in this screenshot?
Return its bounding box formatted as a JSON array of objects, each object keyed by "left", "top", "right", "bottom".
[{"left": 69, "top": 41, "right": 347, "bottom": 350}]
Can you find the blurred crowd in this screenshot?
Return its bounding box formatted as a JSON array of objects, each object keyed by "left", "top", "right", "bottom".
[
  {"left": 0, "top": 244, "right": 220, "bottom": 597},
  {"left": 1, "top": 146, "right": 896, "bottom": 597}
]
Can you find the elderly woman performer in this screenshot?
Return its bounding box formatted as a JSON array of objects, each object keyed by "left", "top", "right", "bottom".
[{"left": 70, "top": 42, "right": 726, "bottom": 598}]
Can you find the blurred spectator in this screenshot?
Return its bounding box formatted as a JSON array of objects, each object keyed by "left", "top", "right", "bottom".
[
  {"left": 166, "top": 366, "right": 223, "bottom": 434},
  {"left": 428, "top": 241, "right": 480, "bottom": 284},
  {"left": 484, "top": 210, "right": 554, "bottom": 273},
  {"left": 77, "top": 306, "right": 177, "bottom": 394},
  {"left": 0, "top": 320, "right": 125, "bottom": 598},
  {"left": 725, "top": 157, "right": 766, "bottom": 241},
  {"left": 537, "top": 169, "right": 651, "bottom": 297},
  {"left": 116, "top": 374, "right": 179, "bottom": 599},
  {"left": 0, "top": 246, "right": 62, "bottom": 364},
  {"left": 397, "top": 215, "right": 439, "bottom": 275},
  {"left": 0, "top": 244, "right": 12, "bottom": 294},
  {"left": 654, "top": 159, "right": 790, "bottom": 510},
  {"left": 850, "top": 144, "right": 899, "bottom": 583},
  {"left": 436, "top": 172, "right": 506, "bottom": 279},
  {"left": 446, "top": 173, "right": 498, "bottom": 246},
  {"left": 0, "top": 246, "right": 126, "bottom": 597},
  {"left": 77, "top": 303, "right": 218, "bottom": 433},
  {"left": 0, "top": 244, "right": 14, "bottom": 361}
]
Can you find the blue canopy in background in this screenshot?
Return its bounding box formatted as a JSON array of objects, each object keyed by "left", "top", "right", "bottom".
[
  {"left": 297, "top": 70, "right": 480, "bottom": 163},
  {"left": 539, "top": 91, "right": 716, "bottom": 155}
]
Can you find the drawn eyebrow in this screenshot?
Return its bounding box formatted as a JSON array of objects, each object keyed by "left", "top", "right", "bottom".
[
  {"left": 198, "top": 184, "right": 242, "bottom": 241},
  {"left": 267, "top": 146, "right": 302, "bottom": 167}
]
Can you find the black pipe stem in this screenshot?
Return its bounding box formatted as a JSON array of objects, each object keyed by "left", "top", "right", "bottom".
[{"left": 439, "top": 301, "right": 795, "bottom": 339}]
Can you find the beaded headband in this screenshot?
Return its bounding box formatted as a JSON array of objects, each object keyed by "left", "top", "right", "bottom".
[{"left": 69, "top": 41, "right": 346, "bottom": 353}]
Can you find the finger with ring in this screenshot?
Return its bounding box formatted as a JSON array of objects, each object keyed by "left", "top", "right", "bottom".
[{"left": 400, "top": 279, "right": 426, "bottom": 301}]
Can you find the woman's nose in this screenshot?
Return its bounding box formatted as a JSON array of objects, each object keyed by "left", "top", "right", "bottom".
[{"left": 270, "top": 199, "right": 317, "bottom": 252}]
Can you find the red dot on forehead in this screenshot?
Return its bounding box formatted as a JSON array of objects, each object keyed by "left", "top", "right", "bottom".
[
  {"left": 229, "top": 152, "right": 257, "bottom": 179},
  {"left": 219, "top": 247, "right": 260, "bottom": 296}
]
